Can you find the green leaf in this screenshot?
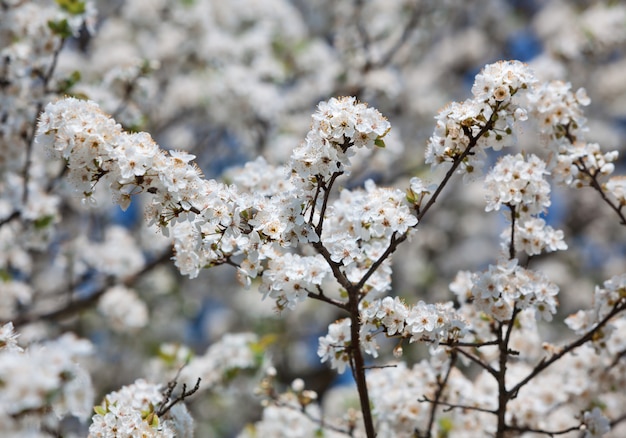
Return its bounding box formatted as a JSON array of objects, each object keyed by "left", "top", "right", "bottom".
[
  {"left": 34, "top": 215, "right": 55, "bottom": 230},
  {"left": 55, "top": 0, "right": 86, "bottom": 14},
  {"left": 47, "top": 19, "right": 73, "bottom": 38},
  {"left": 437, "top": 417, "right": 453, "bottom": 437},
  {"left": 0, "top": 270, "right": 11, "bottom": 282},
  {"left": 58, "top": 71, "right": 82, "bottom": 93},
  {"left": 93, "top": 405, "right": 107, "bottom": 416},
  {"left": 145, "top": 412, "right": 160, "bottom": 428},
  {"left": 374, "top": 137, "right": 386, "bottom": 148},
  {"left": 406, "top": 189, "right": 417, "bottom": 204}
]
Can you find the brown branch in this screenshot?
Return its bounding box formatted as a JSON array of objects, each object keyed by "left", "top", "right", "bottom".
[
  {"left": 508, "top": 299, "right": 626, "bottom": 400},
  {"left": 508, "top": 204, "right": 516, "bottom": 260},
  {"left": 495, "top": 309, "right": 520, "bottom": 438},
  {"left": 611, "top": 412, "right": 626, "bottom": 429},
  {"left": 347, "top": 284, "right": 376, "bottom": 438},
  {"left": 419, "top": 395, "right": 496, "bottom": 416},
  {"left": 307, "top": 286, "right": 349, "bottom": 311},
  {"left": 420, "top": 351, "right": 457, "bottom": 438},
  {"left": 562, "top": 125, "right": 626, "bottom": 226},
  {"left": 504, "top": 423, "right": 581, "bottom": 436},
  {"left": 575, "top": 158, "right": 626, "bottom": 225},
  {"left": 156, "top": 377, "right": 201, "bottom": 417},
  {"left": 315, "top": 170, "right": 344, "bottom": 236},
  {"left": 453, "top": 345, "right": 498, "bottom": 378},
  {"left": 439, "top": 339, "right": 499, "bottom": 348}
]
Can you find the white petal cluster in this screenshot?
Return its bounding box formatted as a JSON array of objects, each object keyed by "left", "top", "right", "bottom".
[
  {"left": 0, "top": 322, "right": 22, "bottom": 353},
  {"left": 367, "top": 362, "right": 436, "bottom": 436},
  {"left": 289, "top": 96, "right": 390, "bottom": 192},
  {"left": 322, "top": 179, "right": 417, "bottom": 298},
  {"left": 89, "top": 379, "right": 193, "bottom": 438},
  {"left": 565, "top": 274, "right": 626, "bottom": 339},
  {"left": 36, "top": 98, "right": 246, "bottom": 278},
  {"left": 528, "top": 81, "right": 621, "bottom": 188},
  {"left": 317, "top": 318, "right": 352, "bottom": 374},
  {"left": 582, "top": 407, "right": 611, "bottom": 438},
  {"left": 259, "top": 253, "right": 331, "bottom": 310},
  {"left": 179, "top": 332, "right": 259, "bottom": 389},
  {"left": 361, "top": 296, "right": 467, "bottom": 346},
  {"left": 89, "top": 380, "right": 168, "bottom": 437},
  {"left": 98, "top": 285, "right": 149, "bottom": 332},
  {"left": 485, "top": 153, "right": 567, "bottom": 256},
  {"left": 528, "top": 81, "right": 589, "bottom": 145},
  {"left": 426, "top": 60, "right": 536, "bottom": 172},
  {"left": 460, "top": 260, "right": 560, "bottom": 322},
  {"left": 0, "top": 331, "right": 94, "bottom": 434},
  {"left": 485, "top": 153, "right": 550, "bottom": 214},
  {"left": 605, "top": 176, "right": 626, "bottom": 205}
]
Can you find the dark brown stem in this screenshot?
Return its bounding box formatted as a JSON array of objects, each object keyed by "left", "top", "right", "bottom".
[
  {"left": 422, "top": 352, "right": 457, "bottom": 438},
  {"left": 315, "top": 171, "right": 344, "bottom": 236},
  {"left": 575, "top": 158, "right": 626, "bottom": 225},
  {"left": 563, "top": 125, "right": 626, "bottom": 226},
  {"left": 419, "top": 396, "right": 496, "bottom": 415},
  {"left": 504, "top": 424, "right": 581, "bottom": 436},
  {"left": 417, "top": 109, "right": 499, "bottom": 223},
  {"left": 347, "top": 285, "right": 376, "bottom": 438},
  {"left": 454, "top": 346, "right": 498, "bottom": 378},
  {"left": 307, "top": 286, "right": 349, "bottom": 311},
  {"left": 508, "top": 204, "right": 516, "bottom": 259},
  {"left": 156, "top": 377, "right": 201, "bottom": 417},
  {"left": 495, "top": 307, "right": 519, "bottom": 438},
  {"left": 509, "top": 298, "right": 626, "bottom": 399}
]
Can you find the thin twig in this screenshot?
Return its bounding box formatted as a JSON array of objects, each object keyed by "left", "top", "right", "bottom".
[
  {"left": 307, "top": 286, "right": 349, "bottom": 310},
  {"left": 504, "top": 423, "right": 581, "bottom": 436},
  {"left": 509, "top": 299, "right": 626, "bottom": 399},
  {"left": 454, "top": 346, "right": 498, "bottom": 378},
  {"left": 508, "top": 204, "right": 516, "bottom": 259},
  {"left": 156, "top": 378, "right": 201, "bottom": 417},
  {"left": 419, "top": 396, "right": 496, "bottom": 416},
  {"left": 422, "top": 352, "right": 457, "bottom": 438}
]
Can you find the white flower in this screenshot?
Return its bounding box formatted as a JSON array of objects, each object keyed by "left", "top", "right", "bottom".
[
  {"left": 582, "top": 407, "right": 610, "bottom": 438},
  {"left": 98, "top": 285, "right": 149, "bottom": 332},
  {"left": 318, "top": 318, "right": 352, "bottom": 374}
]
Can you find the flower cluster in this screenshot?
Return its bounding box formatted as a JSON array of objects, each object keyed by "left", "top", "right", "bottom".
[
  {"left": 322, "top": 179, "right": 418, "bottom": 298},
  {"left": 529, "top": 81, "right": 620, "bottom": 191},
  {"left": 454, "top": 260, "right": 560, "bottom": 322},
  {"left": 565, "top": 274, "right": 626, "bottom": 345},
  {"left": 317, "top": 318, "right": 352, "bottom": 374},
  {"left": 0, "top": 329, "right": 94, "bottom": 434},
  {"left": 484, "top": 153, "right": 551, "bottom": 215},
  {"left": 583, "top": 407, "right": 612, "bottom": 438},
  {"left": 89, "top": 379, "right": 194, "bottom": 438},
  {"left": 426, "top": 60, "right": 535, "bottom": 173},
  {"left": 244, "top": 371, "right": 346, "bottom": 438},
  {"left": 259, "top": 253, "right": 331, "bottom": 310},
  {"left": 484, "top": 153, "right": 567, "bottom": 256},
  {"left": 98, "top": 285, "right": 149, "bottom": 332},
  {"left": 0, "top": 323, "right": 21, "bottom": 353},
  {"left": 361, "top": 296, "right": 467, "bottom": 346},
  {"left": 36, "top": 98, "right": 243, "bottom": 278},
  {"left": 289, "top": 96, "right": 390, "bottom": 192},
  {"left": 178, "top": 332, "right": 260, "bottom": 389}
]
